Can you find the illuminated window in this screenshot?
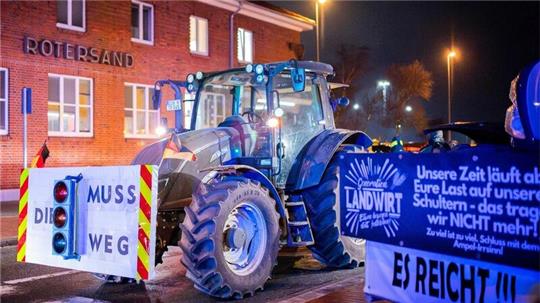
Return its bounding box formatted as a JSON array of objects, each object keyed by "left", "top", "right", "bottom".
[
  {"left": 237, "top": 28, "right": 253, "bottom": 63},
  {"left": 48, "top": 74, "right": 93, "bottom": 137},
  {"left": 124, "top": 83, "right": 159, "bottom": 138},
  {"left": 131, "top": 0, "right": 154, "bottom": 45},
  {"left": 57, "top": 0, "right": 85, "bottom": 32},
  {"left": 0, "top": 68, "right": 7, "bottom": 135},
  {"left": 189, "top": 16, "right": 209, "bottom": 56}
]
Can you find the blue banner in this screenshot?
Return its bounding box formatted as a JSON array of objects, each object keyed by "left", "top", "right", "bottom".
[{"left": 339, "top": 150, "right": 540, "bottom": 271}]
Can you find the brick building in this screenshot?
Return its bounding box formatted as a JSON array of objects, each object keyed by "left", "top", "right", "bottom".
[{"left": 0, "top": 0, "right": 314, "bottom": 200}]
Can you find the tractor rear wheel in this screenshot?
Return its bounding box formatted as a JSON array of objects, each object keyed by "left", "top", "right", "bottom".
[
  {"left": 303, "top": 156, "right": 365, "bottom": 268},
  {"left": 179, "top": 177, "right": 280, "bottom": 299}
]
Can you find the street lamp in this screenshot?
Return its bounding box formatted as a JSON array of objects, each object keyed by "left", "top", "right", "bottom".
[
  {"left": 353, "top": 103, "right": 360, "bottom": 110},
  {"left": 315, "top": 0, "right": 327, "bottom": 61},
  {"left": 405, "top": 105, "right": 412, "bottom": 112},
  {"left": 447, "top": 49, "right": 457, "bottom": 140},
  {"left": 377, "top": 80, "right": 390, "bottom": 111}
]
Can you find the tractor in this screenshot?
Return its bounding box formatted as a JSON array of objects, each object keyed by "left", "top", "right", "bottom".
[{"left": 130, "top": 60, "right": 372, "bottom": 299}]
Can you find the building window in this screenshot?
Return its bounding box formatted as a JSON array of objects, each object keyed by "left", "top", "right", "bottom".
[
  {"left": 124, "top": 83, "right": 159, "bottom": 138},
  {"left": 131, "top": 0, "right": 154, "bottom": 45},
  {"left": 189, "top": 16, "right": 209, "bottom": 56},
  {"left": 57, "top": 0, "right": 85, "bottom": 32},
  {"left": 237, "top": 28, "right": 253, "bottom": 63},
  {"left": 48, "top": 74, "right": 93, "bottom": 137},
  {"left": 0, "top": 68, "right": 8, "bottom": 135}
]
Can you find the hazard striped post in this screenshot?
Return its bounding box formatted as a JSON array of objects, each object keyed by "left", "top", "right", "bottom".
[
  {"left": 17, "top": 168, "right": 29, "bottom": 262},
  {"left": 136, "top": 165, "right": 153, "bottom": 280}
]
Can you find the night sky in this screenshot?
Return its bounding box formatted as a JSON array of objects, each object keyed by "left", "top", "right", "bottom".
[{"left": 270, "top": 1, "right": 539, "bottom": 140}]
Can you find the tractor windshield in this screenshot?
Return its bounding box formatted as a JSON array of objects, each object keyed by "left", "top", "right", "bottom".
[{"left": 194, "top": 71, "right": 269, "bottom": 129}]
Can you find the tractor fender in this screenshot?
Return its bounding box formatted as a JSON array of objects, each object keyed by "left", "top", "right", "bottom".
[
  {"left": 286, "top": 129, "right": 372, "bottom": 191},
  {"left": 199, "top": 165, "right": 287, "bottom": 221}
]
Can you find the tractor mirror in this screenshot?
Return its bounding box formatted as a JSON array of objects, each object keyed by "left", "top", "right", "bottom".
[
  {"left": 152, "top": 88, "right": 161, "bottom": 110},
  {"left": 291, "top": 68, "right": 306, "bottom": 92}
]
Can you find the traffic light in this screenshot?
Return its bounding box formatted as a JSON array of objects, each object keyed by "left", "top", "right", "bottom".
[{"left": 52, "top": 174, "right": 83, "bottom": 260}]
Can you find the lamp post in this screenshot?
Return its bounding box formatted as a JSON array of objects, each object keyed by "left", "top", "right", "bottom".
[
  {"left": 315, "top": 0, "right": 326, "bottom": 61},
  {"left": 447, "top": 49, "right": 457, "bottom": 140},
  {"left": 377, "top": 80, "right": 390, "bottom": 112}
]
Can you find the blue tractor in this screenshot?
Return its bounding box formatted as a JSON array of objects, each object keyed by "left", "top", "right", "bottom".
[{"left": 130, "top": 60, "right": 372, "bottom": 298}]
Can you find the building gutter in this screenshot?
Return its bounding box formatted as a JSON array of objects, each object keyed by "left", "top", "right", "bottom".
[
  {"left": 229, "top": 0, "right": 243, "bottom": 68},
  {"left": 194, "top": 0, "right": 315, "bottom": 32}
]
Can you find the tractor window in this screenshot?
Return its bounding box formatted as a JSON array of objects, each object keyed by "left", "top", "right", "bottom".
[
  {"left": 195, "top": 71, "right": 268, "bottom": 129},
  {"left": 275, "top": 73, "right": 324, "bottom": 187}
]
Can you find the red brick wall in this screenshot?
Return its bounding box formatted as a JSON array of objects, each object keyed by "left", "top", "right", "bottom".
[{"left": 0, "top": 1, "right": 301, "bottom": 189}]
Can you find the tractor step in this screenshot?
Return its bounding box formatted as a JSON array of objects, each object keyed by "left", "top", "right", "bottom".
[{"left": 284, "top": 195, "right": 314, "bottom": 247}]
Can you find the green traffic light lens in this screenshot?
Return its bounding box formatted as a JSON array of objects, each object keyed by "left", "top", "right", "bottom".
[{"left": 52, "top": 233, "right": 67, "bottom": 254}]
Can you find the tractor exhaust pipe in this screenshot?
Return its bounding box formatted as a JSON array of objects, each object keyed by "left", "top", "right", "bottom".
[{"left": 229, "top": 0, "right": 243, "bottom": 68}]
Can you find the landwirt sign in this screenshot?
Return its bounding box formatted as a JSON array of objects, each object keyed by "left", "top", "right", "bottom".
[
  {"left": 339, "top": 151, "right": 540, "bottom": 302},
  {"left": 17, "top": 165, "right": 157, "bottom": 280},
  {"left": 23, "top": 36, "right": 134, "bottom": 68}
]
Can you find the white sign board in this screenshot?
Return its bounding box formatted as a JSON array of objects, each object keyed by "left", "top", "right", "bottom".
[
  {"left": 166, "top": 99, "right": 182, "bottom": 111},
  {"left": 19, "top": 165, "right": 158, "bottom": 280},
  {"left": 365, "top": 242, "right": 540, "bottom": 302}
]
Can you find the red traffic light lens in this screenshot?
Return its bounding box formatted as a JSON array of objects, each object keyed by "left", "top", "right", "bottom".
[
  {"left": 54, "top": 181, "right": 68, "bottom": 202},
  {"left": 52, "top": 232, "right": 67, "bottom": 254},
  {"left": 53, "top": 207, "right": 67, "bottom": 228}
]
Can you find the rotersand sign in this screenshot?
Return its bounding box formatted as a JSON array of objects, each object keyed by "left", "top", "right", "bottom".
[
  {"left": 23, "top": 36, "right": 134, "bottom": 68},
  {"left": 17, "top": 165, "right": 157, "bottom": 280},
  {"left": 339, "top": 151, "right": 540, "bottom": 302}
]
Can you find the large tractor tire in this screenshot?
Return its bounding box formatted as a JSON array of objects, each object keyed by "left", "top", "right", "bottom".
[
  {"left": 179, "top": 177, "right": 280, "bottom": 299},
  {"left": 303, "top": 156, "right": 365, "bottom": 268}
]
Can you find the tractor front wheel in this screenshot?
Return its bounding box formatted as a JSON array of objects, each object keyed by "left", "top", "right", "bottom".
[
  {"left": 303, "top": 156, "right": 365, "bottom": 268},
  {"left": 179, "top": 177, "right": 280, "bottom": 299}
]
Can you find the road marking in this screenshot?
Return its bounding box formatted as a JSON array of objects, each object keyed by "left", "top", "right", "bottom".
[{"left": 3, "top": 270, "right": 79, "bottom": 285}]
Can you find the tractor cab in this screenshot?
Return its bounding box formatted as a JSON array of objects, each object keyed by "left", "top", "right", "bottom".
[{"left": 151, "top": 60, "right": 337, "bottom": 188}]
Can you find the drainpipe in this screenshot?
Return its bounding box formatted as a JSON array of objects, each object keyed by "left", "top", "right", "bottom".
[{"left": 229, "top": 0, "right": 243, "bottom": 68}]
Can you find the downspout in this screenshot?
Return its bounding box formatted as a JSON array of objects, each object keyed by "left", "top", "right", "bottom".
[{"left": 229, "top": 0, "right": 243, "bottom": 68}]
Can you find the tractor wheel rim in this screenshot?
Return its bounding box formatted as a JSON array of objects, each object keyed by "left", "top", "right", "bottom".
[{"left": 223, "top": 202, "right": 267, "bottom": 276}]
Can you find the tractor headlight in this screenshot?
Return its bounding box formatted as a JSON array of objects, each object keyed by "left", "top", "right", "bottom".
[
  {"left": 195, "top": 71, "right": 204, "bottom": 80},
  {"left": 256, "top": 74, "right": 264, "bottom": 83},
  {"left": 255, "top": 64, "right": 264, "bottom": 74},
  {"left": 274, "top": 107, "right": 284, "bottom": 117},
  {"left": 266, "top": 117, "right": 279, "bottom": 128},
  {"left": 245, "top": 64, "right": 253, "bottom": 73},
  {"left": 186, "top": 74, "right": 195, "bottom": 83}
]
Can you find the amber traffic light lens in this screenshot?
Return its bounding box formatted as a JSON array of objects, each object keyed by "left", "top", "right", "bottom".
[
  {"left": 54, "top": 181, "right": 68, "bottom": 202},
  {"left": 53, "top": 207, "right": 67, "bottom": 228}
]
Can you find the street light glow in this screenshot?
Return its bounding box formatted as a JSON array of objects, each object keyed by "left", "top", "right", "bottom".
[
  {"left": 377, "top": 80, "right": 390, "bottom": 88},
  {"left": 318, "top": 0, "right": 327, "bottom": 4},
  {"left": 353, "top": 103, "right": 360, "bottom": 110},
  {"left": 405, "top": 105, "right": 412, "bottom": 112},
  {"left": 447, "top": 48, "right": 458, "bottom": 60}
]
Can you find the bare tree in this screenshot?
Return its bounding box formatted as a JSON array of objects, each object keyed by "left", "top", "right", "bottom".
[
  {"left": 332, "top": 44, "right": 370, "bottom": 98},
  {"left": 331, "top": 44, "right": 370, "bottom": 128},
  {"left": 381, "top": 60, "right": 434, "bottom": 133}
]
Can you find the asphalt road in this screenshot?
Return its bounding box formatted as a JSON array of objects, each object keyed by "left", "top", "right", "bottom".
[{"left": 0, "top": 245, "right": 363, "bottom": 302}]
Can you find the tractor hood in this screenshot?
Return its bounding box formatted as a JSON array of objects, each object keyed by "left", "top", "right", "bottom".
[{"left": 131, "top": 127, "right": 241, "bottom": 209}]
